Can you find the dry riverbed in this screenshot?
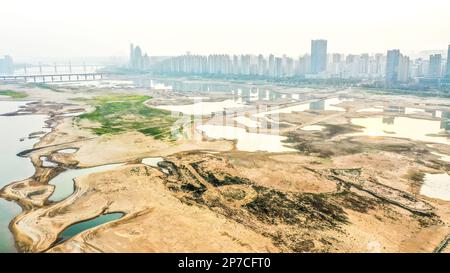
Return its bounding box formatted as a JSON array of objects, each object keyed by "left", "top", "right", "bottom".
[{"left": 1, "top": 80, "right": 450, "bottom": 253}]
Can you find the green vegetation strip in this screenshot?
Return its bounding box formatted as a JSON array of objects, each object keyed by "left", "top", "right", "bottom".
[
  {"left": 75, "top": 94, "right": 179, "bottom": 140},
  {"left": 0, "top": 90, "right": 28, "bottom": 98},
  {"left": 30, "top": 83, "right": 62, "bottom": 92}
]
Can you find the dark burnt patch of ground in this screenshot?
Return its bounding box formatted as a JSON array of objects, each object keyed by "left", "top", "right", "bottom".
[
  {"left": 158, "top": 152, "right": 442, "bottom": 252},
  {"left": 286, "top": 126, "right": 428, "bottom": 158},
  {"left": 191, "top": 161, "right": 251, "bottom": 187},
  {"left": 243, "top": 185, "right": 348, "bottom": 228},
  {"left": 321, "top": 123, "right": 363, "bottom": 138},
  {"left": 331, "top": 190, "right": 380, "bottom": 213},
  {"left": 158, "top": 154, "right": 387, "bottom": 252}
]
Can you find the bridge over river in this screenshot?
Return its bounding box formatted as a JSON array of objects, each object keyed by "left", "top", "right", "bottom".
[{"left": 0, "top": 73, "right": 107, "bottom": 83}]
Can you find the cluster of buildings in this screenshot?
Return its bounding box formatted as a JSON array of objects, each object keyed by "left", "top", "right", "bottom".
[
  {"left": 0, "top": 55, "right": 14, "bottom": 74},
  {"left": 385, "top": 46, "right": 450, "bottom": 87},
  {"left": 154, "top": 40, "right": 331, "bottom": 78},
  {"left": 152, "top": 41, "right": 450, "bottom": 88},
  {"left": 129, "top": 44, "right": 150, "bottom": 71}
]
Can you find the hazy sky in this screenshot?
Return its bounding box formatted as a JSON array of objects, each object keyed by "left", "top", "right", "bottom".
[{"left": 1, "top": 0, "right": 450, "bottom": 60}]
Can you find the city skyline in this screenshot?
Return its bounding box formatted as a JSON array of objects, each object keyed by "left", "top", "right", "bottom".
[
  {"left": 4, "top": 40, "right": 450, "bottom": 83},
  {"left": 1, "top": 0, "right": 450, "bottom": 60},
  {"left": 153, "top": 40, "right": 450, "bottom": 82}
]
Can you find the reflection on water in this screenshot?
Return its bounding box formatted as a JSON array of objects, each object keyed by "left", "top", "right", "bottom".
[
  {"left": 349, "top": 117, "right": 450, "bottom": 145},
  {"left": 145, "top": 79, "right": 316, "bottom": 104},
  {"left": 136, "top": 78, "right": 263, "bottom": 94},
  {"left": 0, "top": 101, "right": 50, "bottom": 253},
  {"left": 254, "top": 97, "right": 351, "bottom": 118},
  {"left": 316, "top": 97, "right": 353, "bottom": 111},
  {"left": 58, "top": 212, "right": 124, "bottom": 242},
  {"left": 156, "top": 99, "right": 247, "bottom": 116},
  {"left": 155, "top": 88, "right": 317, "bottom": 117},
  {"left": 197, "top": 124, "right": 295, "bottom": 152},
  {"left": 420, "top": 173, "right": 450, "bottom": 201},
  {"left": 158, "top": 96, "right": 352, "bottom": 152},
  {"left": 232, "top": 88, "right": 292, "bottom": 103},
  {"left": 48, "top": 163, "right": 123, "bottom": 202},
  {"left": 254, "top": 102, "right": 310, "bottom": 118},
  {"left": 49, "top": 80, "right": 134, "bottom": 88},
  {"left": 441, "top": 114, "right": 450, "bottom": 132},
  {"left": 357, "top": 106, "right": 447, "bottom": 122}
]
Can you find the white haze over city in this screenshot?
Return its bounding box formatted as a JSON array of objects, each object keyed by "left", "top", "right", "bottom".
[{"left": 1, "top": 0, "right": 450, "bottom": 61}]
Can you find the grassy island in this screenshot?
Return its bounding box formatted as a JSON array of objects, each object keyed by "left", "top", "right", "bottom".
[{"left": 75, "top": 94, "right": 179, "bottom": 140}]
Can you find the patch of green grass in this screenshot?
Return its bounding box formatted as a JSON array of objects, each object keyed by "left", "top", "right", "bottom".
[
  {"left": 76, "top": 94, "right": 180, "bottom": 140},
  {"left": 0, "top": 90, "right": 28, "bottom": 99}
]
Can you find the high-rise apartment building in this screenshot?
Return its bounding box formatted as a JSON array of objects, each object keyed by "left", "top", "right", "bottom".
[
  {"left": 329, "top": 53, "right": 342, "bottom": 76},
  {"left": 446, "top": 45, "right": 450, "bottom": 77},
  {"left": 268, "top": 54, "right": 275, "bottom": 77},
  {"left": 0, "top": 55, "right": 14, "bottom": 74},
  {"left": 386, "top": 49, "right": 401, "bottom": 86},
  {"left": 359, "top": 54, "right": 369, "bottom": 75},
  {"left": 374, "top": 53, "right": 385, "bottom": 76},
  {"left": 275, "top": 57, "right": 283, "bottom": 78},
  {"left": 129, "top": 43, "right": 150, "bottom": 71},
  {"left": 297, "top": 54, "right": 310, "bottom": 75},
  {"left": 428, "top": 54, "right": 442, "bottom": 78},
  {"left": 397, "top": 55, "right": 410, "bottom": 83},
  {"left": 310, "top": 39, "right": 327, "bottom": 74}
]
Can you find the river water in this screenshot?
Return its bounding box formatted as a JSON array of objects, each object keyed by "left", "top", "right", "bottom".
[
  {"left": 0, "top": 101, "right": 50, "bottom": 253},
  {"left": 348, "top": 116, "right": 450, "bottom": 145},
  {"left": 58, "top": 212, "right": 124, "bottom": 242},
  {"left": 48, "top": 163, "right": 123, "bottom": 202},
  {"left": 420, "top": 173, "right": 450, "bottom": 201}
]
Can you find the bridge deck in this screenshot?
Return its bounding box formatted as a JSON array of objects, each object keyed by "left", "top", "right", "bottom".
[{"left": 0, "top": 73, "right": 106, "bottom": 82}]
